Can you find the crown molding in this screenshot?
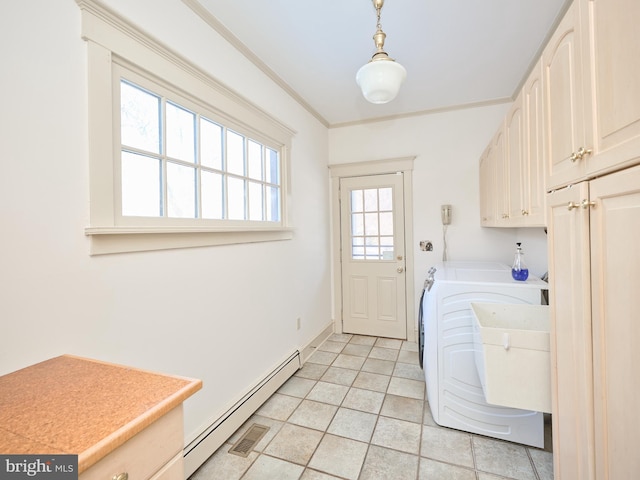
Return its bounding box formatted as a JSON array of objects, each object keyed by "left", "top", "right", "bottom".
[{"left": 182, "top": 0, "right": 329, "bottom": 128}]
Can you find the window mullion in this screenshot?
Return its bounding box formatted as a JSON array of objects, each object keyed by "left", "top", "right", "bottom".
[
  {"left": 222, "top": 126, "right": 228, "bottom": 220},
  {"left": 160, "top": 97, "right": 168, "bottom": 218},
  {"left": 261, "top": 144, "right": 267, "bottom": 221},
  {"left": 244, "top": 136, "right": 249, "bottom": 221},
  {"left": 195, "top": 113, "right": 202, "bottom": 219}
]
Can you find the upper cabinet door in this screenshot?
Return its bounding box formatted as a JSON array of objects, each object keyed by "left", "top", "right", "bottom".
[
  {"left": 523, "top": 59, "right": 546, "bottom": 226},
  {"left": 493, "top": 124, "right": 510, "bottom": 225},
  {"left": 506, "top": 95, "right": 525, "bottom": 226},
  {"left": 582, "top": 0, "right": 640, "bottom": 176},
  {"left": 543, "top": 2, "right": 590, "bottom": 190},
  {"left": 479, "top": 143, "right": 496, "bottom": 227}
]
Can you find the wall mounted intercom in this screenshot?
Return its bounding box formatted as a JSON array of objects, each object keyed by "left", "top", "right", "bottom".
[{"left": 441, "top": 204, "right": 452, "bottom": 225}]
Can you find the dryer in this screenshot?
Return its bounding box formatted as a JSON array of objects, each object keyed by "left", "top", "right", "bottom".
[{"left": 419, "top": 261, "right": 548, "bottom": 448}]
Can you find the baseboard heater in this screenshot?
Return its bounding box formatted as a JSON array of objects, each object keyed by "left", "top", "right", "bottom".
[{"left": 183, "top": 351, "right": 301, "bottom": 477}]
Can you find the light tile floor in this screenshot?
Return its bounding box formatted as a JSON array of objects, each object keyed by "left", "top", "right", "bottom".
[{"left": 189, "top": 333, "right": 553, "bottom": 480}]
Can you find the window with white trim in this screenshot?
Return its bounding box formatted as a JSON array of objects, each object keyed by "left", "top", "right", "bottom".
[
  {"left": 78, "top": 0, "right": 295, "bottom": 254},
  {"left": 119, "top": 76, "right": 281, "bottom": 224}
]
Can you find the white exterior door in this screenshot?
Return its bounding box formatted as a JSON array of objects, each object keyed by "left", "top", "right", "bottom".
[{"left": 339, "top": 173, "right": 406, "bottom": 339}]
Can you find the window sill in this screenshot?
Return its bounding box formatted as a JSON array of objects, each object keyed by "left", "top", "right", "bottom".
[{"left": 85, "top": 226, "right": 294, "bottom": 255}]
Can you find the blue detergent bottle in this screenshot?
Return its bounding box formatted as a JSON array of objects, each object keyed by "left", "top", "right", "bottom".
[{"left": 512, "top": 242, "right": 529, "bottom": 281}]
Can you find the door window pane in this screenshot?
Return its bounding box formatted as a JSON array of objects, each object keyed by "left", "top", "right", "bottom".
[
  {"left": 352, "top": 237, "right": 365, "bottom": 259},
  {"left": 350, "top": 186, "right": 394, "bottom": 260},
  {"left": 379, "top": 187, "right": 393, "bottom": 210},
  {"left": 379, "top": 212, "right": 393, "bottom": 236},
  {"left": 380, "top": 236, "right": 394, "bottom": 257},
  {"left": 351, "top": 190, "right": 364, "bottom": 212},
  {"left": 352, "top": 213, "right": 364, "bottom": 236},
  {"left": 364, "top": 189, "right": 378, "bottom": 211},
  {"left": 364, "top": 213, "right": 379, "bottom": 235},
  {"left": 365, "top": 236, "right": 380, "bottom": 259}
]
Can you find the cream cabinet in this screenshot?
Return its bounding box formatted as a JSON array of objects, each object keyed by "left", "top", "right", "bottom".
[
  {"left": 589, "top": 165, "right": 640, "bottom": 479},
  {"left": 506, "top": 60, "right": 546, "bottom": 227},
  {"left": 479, "top": 61, "right": 546, "bottom": 228},
  {"left": 548, "top": 164, "right": 640, "bottom": 479},
  {"left": 493, "top": 125, "right": 509, "bottom": 225},
  {"left": 547, "top": 182, "right": 595, "bottom": 480},
  {"left": 543, "top": 1, "right": 590, "bottom": 190},
  {"left": 0, "top": 355, "right": 201, "bottom": 480},
  {"left": 506, "top": 95, "right": 524, "bottom": 225},
  {"left": 479, "top": 123, "right": 507, "bottom": 227},
  {"left": 579, "top": 0, "right": 640, "bottom": 178},
  {"left": 521, "top": 59, "right": 546, "bottom": 226},
  {"left": 546, "top": 0, "right": 640, "bottom": 190},
  {"left": 79, "top": 406, "right": 185, "bottom": 480},
  {"left": 479, "top": 143, "right": 495, "bottom": 226}
]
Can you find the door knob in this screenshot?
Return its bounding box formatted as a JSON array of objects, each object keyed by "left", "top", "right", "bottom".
[{"left": 397, "top": 267, "right": 404, "bottom": 273}]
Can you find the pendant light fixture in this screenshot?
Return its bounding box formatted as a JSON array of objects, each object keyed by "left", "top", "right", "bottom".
[{"left": 356, "top": 0, "right": 406, "bottom": 104}]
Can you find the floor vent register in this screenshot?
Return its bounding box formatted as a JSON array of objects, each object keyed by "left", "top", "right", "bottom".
[{"left": 228, "top": 424, "right": 270, "bottom": 457}]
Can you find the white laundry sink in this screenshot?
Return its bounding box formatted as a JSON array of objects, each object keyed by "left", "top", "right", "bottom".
[{"left": 471, "top": 302, "right": 551, "bottom": 413}]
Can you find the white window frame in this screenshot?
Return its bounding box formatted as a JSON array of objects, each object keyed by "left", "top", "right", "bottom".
[{"left": 78, "top": 0, "right": 295, "bottom": 255}]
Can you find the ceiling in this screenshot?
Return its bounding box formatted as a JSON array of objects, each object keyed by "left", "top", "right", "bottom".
[{"left": 187, "top": 0, "right": 571, "bottom": 127}]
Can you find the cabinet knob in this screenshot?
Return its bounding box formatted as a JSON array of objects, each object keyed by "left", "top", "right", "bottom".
[
  {"left": 521, "top": 209, "right": 529, "bottom": 216},
  {"left": 581, "top": 199, "right": 596, "bottom": 209},
  {"left": 112, "top": 474, "right": 128, "bottom": 480},
  {"left": 569, "top": 146, "right": 593, "bottom": 163},
  {"left": 397, "top": 267, "right": 404, "bottom": 273},
  {"left": 567, "top": 202, "right": 580, "bottom": 211}
]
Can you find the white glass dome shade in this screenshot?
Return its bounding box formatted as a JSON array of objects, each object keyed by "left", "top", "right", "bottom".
[{"left": 356, "top": 55, "right": 407, "bottom": 104}]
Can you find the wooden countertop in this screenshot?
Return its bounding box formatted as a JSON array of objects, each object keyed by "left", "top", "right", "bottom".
[{"left": 0, "top": 355, "right": 202, "bottom": 473}]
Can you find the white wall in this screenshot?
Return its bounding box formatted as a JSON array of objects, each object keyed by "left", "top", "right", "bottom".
[
  {"left": 328, "top": 105, "right": 549, "bottom": 329},
  {"left": 0, "top": 0, "right": 331, "bottom": 444}
]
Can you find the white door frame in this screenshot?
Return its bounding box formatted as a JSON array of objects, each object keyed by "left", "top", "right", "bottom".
[{"left": 329, "top": 157, "right": 416, "bottom": 341}]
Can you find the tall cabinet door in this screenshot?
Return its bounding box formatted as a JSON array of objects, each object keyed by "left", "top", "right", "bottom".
[
  {"left": 582, "top": 0, "right": 640, "bottom": 176},
  {"left": 547, "top": 182, "right": 595, "bottom": 480},
  {"left": 543, "top": 2, "right": 590, "bottom": 190},
  {"left": 589, "top": 165, "right": 640, "bottom": 479}
]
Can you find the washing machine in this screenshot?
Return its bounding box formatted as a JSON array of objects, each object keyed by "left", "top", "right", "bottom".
[{"left": 419, "top": 261, "right": 548, "bottom": 448}]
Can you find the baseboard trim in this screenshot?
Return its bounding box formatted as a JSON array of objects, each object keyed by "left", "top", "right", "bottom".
[
  {"left": 300, "top": 321, "right": 334, "bottom": 364},
  {"left": 183, "top": 351, "right": 300, "bottom": 478}
]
